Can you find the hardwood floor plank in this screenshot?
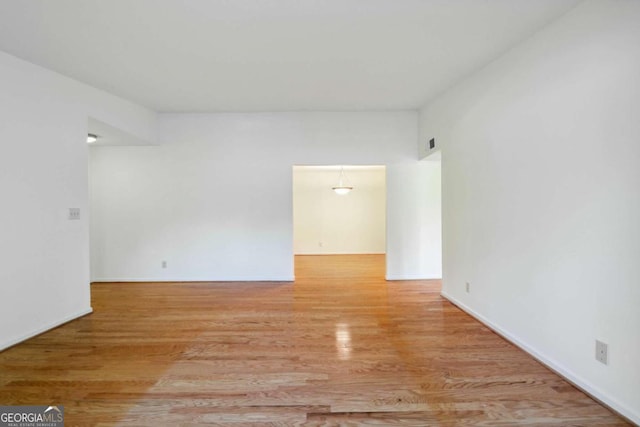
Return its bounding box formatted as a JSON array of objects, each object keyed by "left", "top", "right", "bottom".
[{"left": 0, "top": 255, "right": 630, "bottom": 425}]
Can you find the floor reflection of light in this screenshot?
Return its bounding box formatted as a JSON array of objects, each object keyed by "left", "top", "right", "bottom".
[{"left": 335, "top": 323, "right": 352, "bottom": 360}]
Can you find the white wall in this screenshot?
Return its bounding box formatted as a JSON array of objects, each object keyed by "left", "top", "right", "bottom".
[
  {"left": 0, "top": 51, "right": 156, "bottom": 350},
  {"left": 386, "top": 160, "right": 442, "bottom": 280},
  {"left": 293, "top": 166, "right": 386, "bottom": 255},
  {"left": 419, "top": 0, "right": 640, "bottom": 422},
  {"left": 90, "top": 112, "right": 442, "bottom": 281}
]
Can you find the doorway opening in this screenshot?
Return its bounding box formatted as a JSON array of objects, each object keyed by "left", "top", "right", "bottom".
[{"left": 292, "top": 165, "right": 386, "bottom": 280}]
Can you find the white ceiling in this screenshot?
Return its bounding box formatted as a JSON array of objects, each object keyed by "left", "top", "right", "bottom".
[
  {"left": 0, "top": 0, "right": 581, "bottom": 112},
  {"left": 88, "top": 118, "right": 157, "bottom": 146},
  {"left": 293, "top": 165, "right": 386, "bottom": 192}
]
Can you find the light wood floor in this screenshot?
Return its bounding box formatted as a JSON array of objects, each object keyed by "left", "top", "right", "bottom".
[{"left": 0, "top": 255, "right": 629, "bottom": 426}]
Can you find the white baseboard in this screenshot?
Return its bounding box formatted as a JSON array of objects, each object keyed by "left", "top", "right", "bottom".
[
  {"left": 441, "top": 290, "right": 639, "bottom": 426},
  {"left": 295, "top": 252, "right": 386, "bottom": 255},
  {"left": 91, "top": 276, "right": 295, "bottom": 283},
  {"left": 385, "top": 274, "right": 442, "bottom": 281},
  {"left": 0, "top": 307, "right": 93, "bottom": 352}
]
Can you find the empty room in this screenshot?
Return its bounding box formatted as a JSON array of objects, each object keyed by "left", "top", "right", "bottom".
[{"left": 0, "top": 0, "right": 638, "bottom": 425}]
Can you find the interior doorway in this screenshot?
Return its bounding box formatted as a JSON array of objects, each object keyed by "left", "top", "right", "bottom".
[{"left": 292, "top": 165, "right": 386, "bottom": 278}]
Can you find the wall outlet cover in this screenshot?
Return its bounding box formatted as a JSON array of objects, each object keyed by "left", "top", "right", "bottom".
[{"left": 595, "top": 340, "right": 608, "bottom": 365}]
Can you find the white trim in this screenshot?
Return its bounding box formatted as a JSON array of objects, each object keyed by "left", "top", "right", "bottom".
[
  {"left": 385, "top": 274, "right": 442, "bottom": 281},
  {"left": 441, "top": 291, "right": 640, "bottom": 426},
  {"left": 91, "top": 276, "right": 295, "bottom": 283},
  {"left": 0, "top": 307, "right": 93, "bottom": 352}
]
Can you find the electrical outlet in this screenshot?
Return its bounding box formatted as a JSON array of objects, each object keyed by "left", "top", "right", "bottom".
[
  {"left": 319, "top": 242, "right": 323, "bottom": 247},
  {"left": 68, "top": 208, "right": 81, "bottom": 220},
  {"left": 161, "top": 261, "right": 167, "bottom": 269},
  {"left": 465, "top": 282, "right": 470, "bottom": 293},
  {"left": 595, "top": 340, "right": 608, "bottom": 365}
]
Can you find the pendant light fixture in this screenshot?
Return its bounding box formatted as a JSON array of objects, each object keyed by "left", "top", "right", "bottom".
[{"left": 332, "top": 167, "right": 353, "bottom": 195}]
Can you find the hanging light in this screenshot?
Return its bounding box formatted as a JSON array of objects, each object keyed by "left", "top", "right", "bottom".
[
  {"left": 87, "top": 133, "right": 98, "bottom": 143},
  {"left": 332, "top": 167, "right": 353, "bottom": 195}
]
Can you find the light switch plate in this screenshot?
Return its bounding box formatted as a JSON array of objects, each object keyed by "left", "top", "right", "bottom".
[{"left": 68, "top": 208, "right": 81, "bottom": 220}]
